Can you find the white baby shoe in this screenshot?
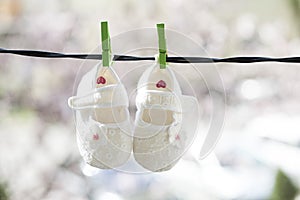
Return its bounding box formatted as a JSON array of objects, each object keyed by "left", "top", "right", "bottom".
[
  {"left": 133, "top": 63, "right": 199, "bottom": 172},
  {"left": 68, "top": 65, "right": 132, "bottom": 169}
]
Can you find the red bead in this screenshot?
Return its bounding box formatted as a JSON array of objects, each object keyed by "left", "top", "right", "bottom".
[
  {"left": 97, "top": 76, "right": 106, "bottom": 84},
  {"left": 93, "top": 134, "right": 99, "bottom": 140},
  {"left": 175, "top": 134, "right": 180, "bottom": 140},
  {"left": 156, "top": 80, "right": 166, "bottom": 88}
]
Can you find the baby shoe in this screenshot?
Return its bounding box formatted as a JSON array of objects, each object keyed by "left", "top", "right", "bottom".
[
  {"left": 133, "top": 63, "right": 199, "bottom": 172},
  {"left": 68, "top": 65, "right": 132, "bottom": 169}
]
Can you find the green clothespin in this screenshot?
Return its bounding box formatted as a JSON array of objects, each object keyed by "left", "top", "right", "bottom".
[
  {"left": 156, "top": 23, "right": 167, "bottom": 69},
  {"left": 101, "top": 21, "right": 111, "bottom": 67}
]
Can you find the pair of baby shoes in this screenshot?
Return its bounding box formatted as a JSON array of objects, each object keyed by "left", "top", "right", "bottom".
[{"left": 68, "top": 63, "right": 199, "bottom": 172}]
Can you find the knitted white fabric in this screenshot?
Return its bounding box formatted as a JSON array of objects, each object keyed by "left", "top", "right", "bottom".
[
  {"left": 68, "top": 66, "right": 132, "bottom": 169},
  {"left": 133, "top": 63, "right": 199, "bottom": 172}
]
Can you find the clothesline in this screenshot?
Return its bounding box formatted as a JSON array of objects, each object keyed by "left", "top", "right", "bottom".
[{"left": 1, "top": 48, "right": 300, "bottom": 63}]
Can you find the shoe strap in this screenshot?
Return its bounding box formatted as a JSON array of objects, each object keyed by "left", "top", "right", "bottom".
[
  {"left": 136, "top": 90, "right": 182, "bottom": 112},
  {"left": 68, "top": 84, "right": 128, "bottom": 110}
]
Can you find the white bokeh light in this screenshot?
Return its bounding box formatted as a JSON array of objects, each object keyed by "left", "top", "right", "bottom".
[
  {"left": 240, "top": 79, "right": 263, "bottom": 100},
  {"left": 80, "top": 162, "right": 100, "bottom": 177}
]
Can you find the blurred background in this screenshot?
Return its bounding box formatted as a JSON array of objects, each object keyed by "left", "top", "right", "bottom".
[{"left": 1, "top": 0, "right": 300, "bottom": 199}]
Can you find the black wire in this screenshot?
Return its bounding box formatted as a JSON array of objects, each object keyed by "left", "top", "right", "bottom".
[{"left": 1, "top": 48, "right": 300, "bottom": 63}]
